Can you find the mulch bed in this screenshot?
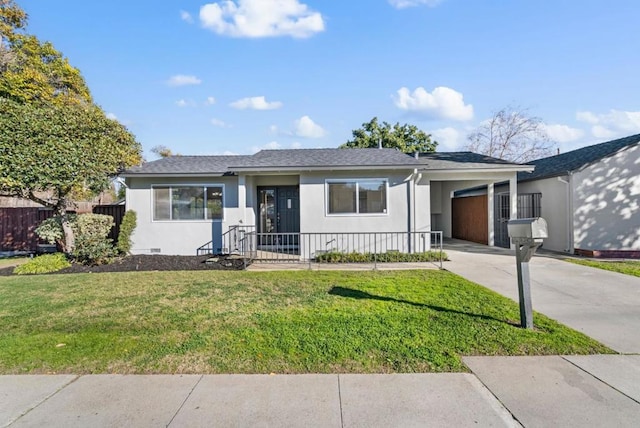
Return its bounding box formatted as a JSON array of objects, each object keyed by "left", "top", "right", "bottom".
[{"left": 0, "top": 254, "right": 250, "bottom": 276}]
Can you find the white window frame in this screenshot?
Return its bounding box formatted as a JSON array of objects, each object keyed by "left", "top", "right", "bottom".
[
  {"left": 151, "top": 183, "right": 225, "bottom": 222},
  {"left": 325, "top": 178, "right": 389, "bottom": 216}
]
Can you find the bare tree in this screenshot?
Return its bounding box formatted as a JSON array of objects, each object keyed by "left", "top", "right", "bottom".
[
  {"left": 466, "top": 106, "right": 555, "bottom": 163},
  {"left": 151, "top": 145, "right": 180, "bottom": 158}
]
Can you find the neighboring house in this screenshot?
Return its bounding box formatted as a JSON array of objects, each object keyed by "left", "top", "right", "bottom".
[
  {"left": 121, "top": 148, "right": 532, "bottom": 257},
  {"left": 516, "top": 134, "right": 640, "bottom": 257}
]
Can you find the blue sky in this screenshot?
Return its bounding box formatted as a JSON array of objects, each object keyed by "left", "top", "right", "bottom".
[{"left": 19, "top": 0, "right": 640, "bottom": 158}]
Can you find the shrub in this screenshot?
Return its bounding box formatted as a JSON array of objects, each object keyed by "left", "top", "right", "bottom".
[
  {"left": 315, "top": 250, "right": 446, "bottom": 263},
  {"left": 35, "top": 215, "right": 77, "bottom": 247},
  {"left": 72, "top": 213, "right": 116, "bottom": 265},
  {"left": 116, "top": 210, "right": 137, "bottom": 254},
  {"left": 13, "top": 253, "right": 70, "bottom": 275}
]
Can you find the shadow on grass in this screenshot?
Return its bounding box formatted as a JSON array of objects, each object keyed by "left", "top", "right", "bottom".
[{"left": 328, "top": 286, "right": 518, "bottom": 327}]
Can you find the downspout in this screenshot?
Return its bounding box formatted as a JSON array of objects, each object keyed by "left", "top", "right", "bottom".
[{"left": 557, "top": 172, "right": 574, "bottom": 253}]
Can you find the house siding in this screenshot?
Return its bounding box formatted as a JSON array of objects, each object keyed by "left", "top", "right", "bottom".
[
  {"left": 126, "top": 176, "right": 240, "bottom": 255},
  {"left": 299, "top": 170, "right": 414, "bottom": 234},
  {"left": 572, "top": 144, "right": 640, "bottom": 252},
  {"left": 518, "top": 177, "right": 570, "bottom": 253}
]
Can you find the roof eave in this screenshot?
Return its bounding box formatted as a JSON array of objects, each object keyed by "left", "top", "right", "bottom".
[
  {"left": 421, "top": 166, "right": 534, "bottom": 174},
  {"left": 121, "top": 172, "right": 230, "bottom": 178},
  {"left": 228, "top": 164, "right": 420, "bottom": 172}
]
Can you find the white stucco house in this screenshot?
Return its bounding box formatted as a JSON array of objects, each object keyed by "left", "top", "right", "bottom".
[
  {"left": 121, "top": 148, "right": 532, "bottom": 258},
  {"left": 517, "top": 134, "right": 640, "bottom": 257}
]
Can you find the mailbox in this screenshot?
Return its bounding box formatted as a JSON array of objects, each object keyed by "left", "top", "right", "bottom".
[
  {"left": 507, "top": 217, "right": 548, "bottom": 242},
  {"left": 507, "top": 217, "right": 548, "bottom": 330}
]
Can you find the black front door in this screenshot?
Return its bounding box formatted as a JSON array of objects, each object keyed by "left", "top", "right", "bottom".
[{"left": 258, "top": 186, "right": 300, "bottom": 248}]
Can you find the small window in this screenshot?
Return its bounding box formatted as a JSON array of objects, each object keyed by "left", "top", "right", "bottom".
[
  {"left": 327, "top": 179, "right": 387, "bottom": 215},
  {"left": 152, "top": 185, "right": 224, "bottom": 221}
]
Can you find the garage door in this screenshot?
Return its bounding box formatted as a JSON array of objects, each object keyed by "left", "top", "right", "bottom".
[{"left": 452, "top": 195, "right": 488, "bottom": 244}]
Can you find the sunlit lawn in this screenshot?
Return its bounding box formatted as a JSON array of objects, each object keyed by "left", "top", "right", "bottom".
[
  {"left": 0, "top": 269, "right": 611, "bottom": 374},
  {"left": 567, "top": 259, "right": 640, "bottom": 278}
]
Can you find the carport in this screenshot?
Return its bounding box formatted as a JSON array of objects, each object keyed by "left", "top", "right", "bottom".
[{"left": 416, "top": 152, "right": 533, "bottom": 247}]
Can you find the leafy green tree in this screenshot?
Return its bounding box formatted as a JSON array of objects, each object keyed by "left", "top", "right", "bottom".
[
  {"left": 0, "top": 1, "right": 142, "bottom": 251},
  {"left": 340, "top": 117, "right": 437, "bottom": 153},
  {"left": 0, "top": 99, "right": 142, "bottom": 251},
  {"left": 1, "top": 1, "right": 91, "bottom": 104}
]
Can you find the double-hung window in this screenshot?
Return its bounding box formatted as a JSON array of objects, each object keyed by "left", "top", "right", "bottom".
[
  {"left": 153, "top": 185, "right": 223, "bottom": 221},
  {"left": 327, "top": 179, "right": 387, "bottom": 215}
]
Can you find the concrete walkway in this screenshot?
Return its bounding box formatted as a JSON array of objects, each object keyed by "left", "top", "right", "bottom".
[
  {"left": 443, "top": 240, "right": 640, "bottom": 353},
  {"left": 3, "top": 357, "right": 640, "bottom": 427},
  {"left": 2, "top": 373, "right": 517, "bottom": 427}
]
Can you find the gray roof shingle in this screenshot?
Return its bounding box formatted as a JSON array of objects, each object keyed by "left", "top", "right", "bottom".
[
  {"left": 123, "top": 147, "right": 538, "bottom": 176},
  {"left": 230, "top": 148, "right": 421, "bottom": 169},
  {"left": 417, "top": 152, "right": 527, "bottom": 170},
  {"left": 123, "top": 148, "right": 421, "bottom": 175},
  {"left": 519, "top": 134, "right": 640, "bottom": 182},
  {"left": 123, "top": 155, "right": 249, "bottom": 175}
]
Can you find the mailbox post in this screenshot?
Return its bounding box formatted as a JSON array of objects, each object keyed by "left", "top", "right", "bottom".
[{"left": 507, "top": 218, "right": 548, "bottom": 329}]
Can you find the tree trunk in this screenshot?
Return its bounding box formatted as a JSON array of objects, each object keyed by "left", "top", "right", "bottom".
[{"left": 56, "top": 206, "right": 74, "bottom": 253}]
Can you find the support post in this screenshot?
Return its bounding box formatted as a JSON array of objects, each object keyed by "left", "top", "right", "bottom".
[{"left": 514, "top": 240, "right": 540, "bottom": 329}]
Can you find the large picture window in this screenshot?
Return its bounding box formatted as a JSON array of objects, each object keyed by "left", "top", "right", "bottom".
[
  {"left": 153, "top": 185, "right": 223, "bottom": 221},
  {"left": 327, "top": 179, "right": 387, "bottom": 215}
]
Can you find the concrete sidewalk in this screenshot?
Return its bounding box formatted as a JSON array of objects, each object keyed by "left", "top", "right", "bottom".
[
  {"left": 2, "top": 373, "right": 517, "bottom": 427},
  {"left": 443, "top": 240, "right": 640, "bottom": 353},
  {"left": 3, "top": 356, "right": 640, "bottom": 427}
]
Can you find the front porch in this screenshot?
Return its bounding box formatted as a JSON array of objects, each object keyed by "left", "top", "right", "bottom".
[{"left": 199, "top": 226, "right": 445, "bottom": 268}]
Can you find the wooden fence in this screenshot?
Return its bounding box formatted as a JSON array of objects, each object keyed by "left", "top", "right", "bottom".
[
  {"left": 0, "top": 208, "right": 55, "bottom": 252},
  {"left": 1, "top": 205, "right": 125, "bottom": 252},
  {"left": 93, "top": 204, "right": 126, "bottom": 242}
]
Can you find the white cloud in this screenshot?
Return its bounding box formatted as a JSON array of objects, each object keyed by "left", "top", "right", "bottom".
[
  {"left": 294, "top": 115, "right": 326, "bottom": 138},
  {"left": 230, "top": 96, "right": 282, "bottom": 110},
  {"left": 205, "top": 96, "right": 216, "bottom": 105},
  {"left": 591, "top": 125, "right": 616, "bottom": 139},
  {"left": 180, "top": 10, "right": 194, "bottom": 23},
  {"left": 166, "top": 74, "right": 202, "bottom": 86},
  {"left": 388, "top": 0, "right": 443, "bottom": 9},
  {"left": 431, "top": 127, "right": 461, "bottom": 151},
  {"left": 576, "top": 109, "right": 640, "bottom": 139},
  {"left": 199, "top": 0, "right": 324, "bottom": 38},
  {"left": 291, "top": 141, "right": 302, "bottom": 149},
  {"left": 211, "top": 118, "right": 230, "bottom": 128},
  {"left": 393, "top": 86, "right": 474, "bottom": 121},
  {"left": 543, "top": 124, "right": 585, "bottom": 143},
  {"left": 176, "top": 99, "right": 197, "bottom": 107},
  {"left": 106, "top": 112, "right": 117, "bottom": 120}
]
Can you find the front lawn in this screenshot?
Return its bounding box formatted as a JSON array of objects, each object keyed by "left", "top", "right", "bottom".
[
  {"left": 567, "top": 259, "right": 640, "bottom": 278},
  {"left": 0, "top": 270, "right": 610, "bottom": 374}
]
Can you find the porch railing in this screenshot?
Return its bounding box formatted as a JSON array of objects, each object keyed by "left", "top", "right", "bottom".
[{"left": 232, "top": 229, "right": 444, "bottom": 269}]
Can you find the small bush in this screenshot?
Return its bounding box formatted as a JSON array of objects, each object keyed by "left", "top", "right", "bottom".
[
  {"left": 72, "top": 214, "right": 116, "bottom": 265},
  {"left": 315, "top": 250, "right": 446, "bottom": 263},
  {"left": 13, "top": 253, "right": 71, "bottom": 275},
  {"left": 116, "top": 210, "right": 137, "bottom": 254}
]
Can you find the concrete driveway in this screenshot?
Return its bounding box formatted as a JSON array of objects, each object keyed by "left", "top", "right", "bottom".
[{"left": 443, "top": 240, "right": 640, "bottom": 353}]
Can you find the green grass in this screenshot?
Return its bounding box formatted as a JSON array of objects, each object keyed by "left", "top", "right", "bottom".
[
  {"left": 567, "top": 259, "right": 640, "bottom": 277},
  {"left": 0, "top": 270, "right": 611, "bottom": 374}
]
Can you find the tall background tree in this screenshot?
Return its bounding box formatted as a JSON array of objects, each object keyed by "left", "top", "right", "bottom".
[
  {"left": 0, "top": 0, "right": 142, "bottom": 251},
  {"left": 341, "top": 117, "right": 437, "bottom": 154},
  {"left": 466, "top": 106, "right": 555, "bottom": 163}
]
